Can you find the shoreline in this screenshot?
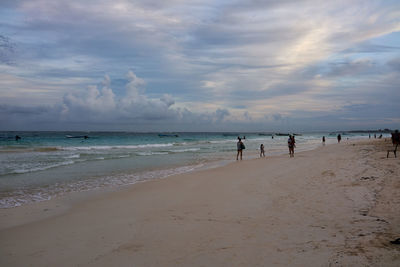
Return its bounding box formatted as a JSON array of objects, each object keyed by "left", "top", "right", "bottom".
[
  {"left": 0, "top": 135, "right": 329, "bottom": 209},
  {"left": 1, "top": 138, "right": 399, "bottom": 266},
  {"left": 0, "top": 138, "right": 386, "bottom": 226},
  {"left": 1, "top": 135, "right": 370, "bottom": 209},
  {"left": 0, "top": 137, "right": 342, "bottom": 214}
]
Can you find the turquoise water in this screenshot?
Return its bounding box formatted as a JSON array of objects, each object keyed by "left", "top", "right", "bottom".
[{"left": 0, "top": 131, "right": 379, "bottom": 208}]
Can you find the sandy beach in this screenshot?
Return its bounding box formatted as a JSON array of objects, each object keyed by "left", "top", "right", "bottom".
[{"left": 1, "top": 139, "right": 399, "bottom": 266}]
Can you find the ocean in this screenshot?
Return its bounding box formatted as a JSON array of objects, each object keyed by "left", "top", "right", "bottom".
[{"left": 0, "top": 131, "right": 379, "bottom": 208}]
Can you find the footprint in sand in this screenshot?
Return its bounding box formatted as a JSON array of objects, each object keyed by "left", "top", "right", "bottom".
[
  {"left": 113, "top": 243, "right": 144, "bottom": 253},
  {"left": 171, "top": 214, "right": 184, "bottom": 221},
  {"left": 360, "top": 176, "right": 378, "bottom": 181},
  {"left": 321, "top": 170, "right": 336, "bottom": 177}
]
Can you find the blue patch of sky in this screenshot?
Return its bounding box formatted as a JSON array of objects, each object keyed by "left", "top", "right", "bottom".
[
  {"left": 310, "top": 32, "right": 400, "bottom": 81},
  {"left": 0, "top": 8, "right": 23, "bottom": 28},
  {"left": 343, "top": 32, "right": 400, "bottom": 63},
  {"left": 374, "top": 31, "right": 400, "bottom": 46}
]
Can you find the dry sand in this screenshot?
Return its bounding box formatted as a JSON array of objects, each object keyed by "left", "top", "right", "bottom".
[{"left": 1, "top": 139, "right": 400, "bottom": 266}]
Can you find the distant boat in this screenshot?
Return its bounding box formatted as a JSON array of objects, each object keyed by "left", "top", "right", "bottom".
[
  {"left": 329, "top": 132, "right": 348, "bottom": 136},
  {"left": 66, "top": 135, "right": 89, "bottom": 139},
  {"left": 275, "top": 133, "right": 302, "bottom": 136},
  {"left": 158, "top": 134, "right": 179, "bottom": 137},
  {"left": 275, "top": 133, "right": 289, "bottom": 136},
  {"left": 222, "top": 133, "right": 238, "bottom": 137}
]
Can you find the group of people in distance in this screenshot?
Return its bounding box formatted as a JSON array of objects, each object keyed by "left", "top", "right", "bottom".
[
  {"left": 236, "top": 134, "right": 297, "bottom": 160},
  {"left": 237, "top": 131, "right": 400, "bottom": 161}
]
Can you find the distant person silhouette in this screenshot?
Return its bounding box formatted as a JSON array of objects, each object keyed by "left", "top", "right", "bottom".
[
  {"left": 236, "top": 138, "right": 245, "bottom": 160},
  {"left": 337, "top": 134, "right": 341, "bottom": 143},
  {"left": 392, "top": 130, "right": 400, "bottom": 145},
  {"left": 288, "top": 135, "right": 295, "bottom": 157},
  {"left": 260, "top": 144, "right": 265, "bottom": 157}
]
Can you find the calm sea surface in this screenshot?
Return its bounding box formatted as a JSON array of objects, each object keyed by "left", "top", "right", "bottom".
[{"left": 0, "top": 131, "right": 378, "bottom": 208}]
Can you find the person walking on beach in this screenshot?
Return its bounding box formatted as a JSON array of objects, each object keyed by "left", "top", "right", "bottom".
[
  {"left": 260, "top": 144, "right": 265, "bottom": 157},
  {"left": 291, "top": 135, "right": 296, "bottom": 156},
  {"left": 392, "top": 130, "right": 400, "bottom": 145},
  {"left": 236, "top": 138, "right": 245, "bottom": 160},
  {"left": 322, "top": 136, "right": 325, "bottom": 145},
  {"left": 337, "top": 134, "right": 341, "bottom": 143},
  {"left": 288, "top": 135, "right": 295, "bottom": 157}
]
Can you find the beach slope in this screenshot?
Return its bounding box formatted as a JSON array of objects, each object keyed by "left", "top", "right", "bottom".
[{"left": 1, "top": 140, "right": 400, "bottom": 266}]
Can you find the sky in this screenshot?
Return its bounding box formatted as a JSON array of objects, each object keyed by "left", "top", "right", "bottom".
[{"left": 0, "top": 0, "right": 399, "bottom": 132}]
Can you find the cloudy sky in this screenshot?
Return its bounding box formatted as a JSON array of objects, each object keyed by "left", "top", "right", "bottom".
[{"left": 1, "top": 0, "right": 399, "bottom": 132}]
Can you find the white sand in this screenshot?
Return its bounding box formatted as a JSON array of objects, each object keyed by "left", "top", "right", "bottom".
[{"left": 1, "top": 139, "right": 399, "bottom": 266}]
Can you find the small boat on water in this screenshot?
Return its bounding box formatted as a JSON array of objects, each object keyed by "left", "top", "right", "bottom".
[
  {"left": 275, "top": 133, "right": 302, "bottom": 136},
  {"left": 158, "top": 134, "right": 179, "bottom": 137},
  {"left": 222, "top": 133, "right": 238, "bottom": 137},
  {"left": 66, "top": 135, "right": 89, "bottom": 139}
]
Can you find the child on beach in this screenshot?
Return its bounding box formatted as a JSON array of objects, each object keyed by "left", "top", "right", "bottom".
[{"left": 260, "top": 144, "right": 265, "bottom": 157}]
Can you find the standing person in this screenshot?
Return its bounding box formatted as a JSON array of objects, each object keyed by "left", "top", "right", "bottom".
[
  {"left": 322, "top": 136, "right": 325, "bottom": 145},
  {"left": 288, "top": 135, "right": 294, "bottom": 157},
  {"left": 291, "top": 135, "right": 296, "bottom": 156},
  {"left": 236, "top": 138, "right": 245, "bottom": 160},
  {"left": 260, "top": 144, "right": 265, "bottom": 157},
  {"left": 392, "top": 130, "right": 400, "bottom": 145},
  {"left": 337, "top": 134, "right": 341, "bottom": 143}
]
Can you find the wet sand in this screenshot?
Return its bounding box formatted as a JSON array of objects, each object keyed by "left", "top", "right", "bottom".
[{"left": 1, "top": 139, "right": 399, "bottom": 266}]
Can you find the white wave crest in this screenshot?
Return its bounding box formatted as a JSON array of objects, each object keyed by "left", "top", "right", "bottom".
[
  {"left": 62, "top": 143, "right": 174, "bottom": 151},
  {"left": 12, "top": 160, "right": 75, "bottom": 174}
]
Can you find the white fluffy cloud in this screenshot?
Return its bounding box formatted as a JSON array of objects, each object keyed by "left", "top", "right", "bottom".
[
  {"left": 60, "top": 71, "right": 177, "bottom": 122},
  {"left": 0, "top": 71, "right": 239, "bottom": 130}
]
